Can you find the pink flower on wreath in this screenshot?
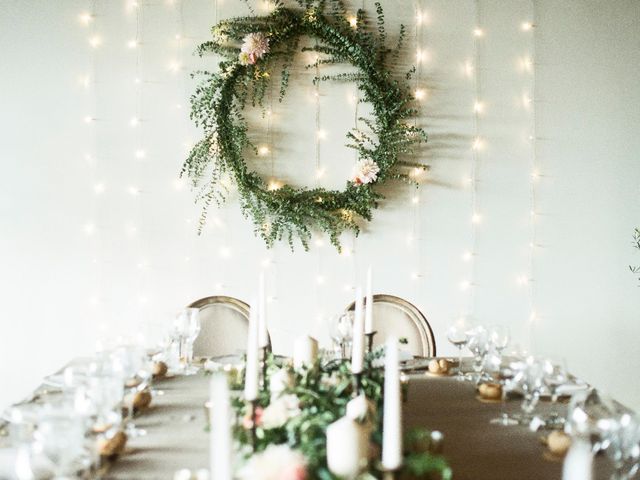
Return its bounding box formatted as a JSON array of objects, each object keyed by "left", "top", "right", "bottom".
[
  {"left": 239, "top": 32, "right": 270, "bottom": 65},
  {"left": 352, "top": 158, "right": 380, "bottom": 185}
]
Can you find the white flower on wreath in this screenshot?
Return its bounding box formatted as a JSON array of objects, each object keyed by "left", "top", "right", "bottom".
[
  {"left": 352, "top": 158, "right": 380, "bottom": 185},
  {"left": 239, "top": 32, "right": 270, "bottom": 65},
  {"left": 269, "top": 368, "right": 294, "bottom": 397},
  {"left": 260, "top": 394, "right": 301, "bottom": 429},
  {"left": 346, "top": 393, "right": 372, "bottom": 422},
  {"left": 237, "top": 444, "right": 308, "bottom": 480}
]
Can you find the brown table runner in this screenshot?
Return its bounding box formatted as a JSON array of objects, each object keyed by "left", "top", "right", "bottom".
[{"left": 102, "top": 371, "right": 614, "bottom": 479}]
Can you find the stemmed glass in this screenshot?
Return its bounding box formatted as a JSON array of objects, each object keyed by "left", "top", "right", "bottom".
[
  {"left": 467, "top": 326, "right": 490, "bottom": 383},
  {"left": 603, "top": 413, "right": 640, "bottom": 480},
  {"left": 486, "top": 353, "right": 520, "bottom": 426},
  {"left": 542, "top": 358, "right": 568, "bottom": 428},
  {"left": 36, "top": 406, "right": 87, "bottom": 480},
  {"left": 446, "top": 325, "right": 469, "bottom": 381},
  {"left": 514, "top": 356, "right": 545, "bottom": 425},
  {"left": 111, "top": 344, "right": 150, "bottom": 437},
  {"left": 488, "top": 325, "right": 510, "bottom": 353},
  {"left": 174, "top": 308, "right": 201, "bottom": 374},
  {"left": 329, "top": 312, "right": 354, "bottom": 359}
]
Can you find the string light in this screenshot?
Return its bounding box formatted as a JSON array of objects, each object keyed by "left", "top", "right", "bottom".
[
  {"left": 471, "top": 213, "right": 482, "bottom": 224},
  {"left": 79, "top": 75, "right": 91, "bottom": 89},
  {"left": 258, "top": 145, "right": 270, "bottom": 156},
  {"left": 78, "top": 12, "right": 93, "bottom": 25},
  {"left": 135, "top": 149, "right": 145, "bottom": 159},
  {"left": 521, "top": 21, "right": 534, "bottom": 31},
  {"left": 84, "top": 115, "right": 94, "bottom": 124},
  {"left": 83, "top": 222, "right": 96, "bottom": 236},
  {"left": 473, "top": 101, "right": 484, "bottom": 114},
  {"left": 127, "top": 186, "right": 140, "bottom": 196},
  {"left": 473, "top": 27, "right": 484, "bottom": 37},
  {"left": 267, "top": 180, "right": 282, "bottom": 191},
  {"left": 462, "top": 251, "right": 473, "bottom": 262},
  {"left": 348, "top": 15, "right": 357, "bottom": 28},
  {"left": 127, "top": 39, "right": 138, "bottom": 49},
  {"left": 130, "top": 117, "right": 140, "bottom": 127},
  {"left": 93, "top": 183, "right": 105, "bottom": 195},
  {"left": 88, "top": 35, "right": 102, "bottom": 48},
  {"left": 471, "top": 136, "right": 484, "bottom": 150},
  {"left": 414, "top": 88, "right": 426, "bottom": 100},
  {"left": 316, "top": 129, "right": 327, "bottom": 140}
]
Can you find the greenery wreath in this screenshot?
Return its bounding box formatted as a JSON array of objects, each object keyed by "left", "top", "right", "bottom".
[{"left": 182, "top": 0, "right": 428, "bottom": 250}]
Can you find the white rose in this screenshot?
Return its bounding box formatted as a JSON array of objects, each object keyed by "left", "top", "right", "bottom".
[
  {"left": 269, "top": 368, "right": 293, "bottom": 397},
  {"left": 261, "top": 394, "right": 300, "bottom": 429},
  {"left": 346, "top": 394, "right": 369, "bottom": 422}
]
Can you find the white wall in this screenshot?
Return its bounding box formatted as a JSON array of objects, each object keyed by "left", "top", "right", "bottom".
[{"left": 1, "top": 0, "right": 639, "bottom": 410}]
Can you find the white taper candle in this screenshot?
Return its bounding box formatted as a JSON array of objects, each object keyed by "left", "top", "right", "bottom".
[
  {"left": 382, "top": 336, "right": 402, "bottom": 471},
  {"left": 210, "top": 373, "right": 232, "bottom": 480},
  {"left": 365, "top": 266, "right": 373, "bottom": 334},
  {"left": 351, "top": 287, "right": 364, "bottom": 374},
  {"left": 258, "top": 272, "right": 269, "bottom": 348},
  {"left": 244, "top": 298, "right": 259, "bottom": 401}
]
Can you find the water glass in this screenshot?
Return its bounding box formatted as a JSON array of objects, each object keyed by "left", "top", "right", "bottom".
[
  {"left": 329, "top": 312, "right": 354, "bottom": 359},
  {"left": 446, "top": 324, "right": 470, "bottom": 381}
]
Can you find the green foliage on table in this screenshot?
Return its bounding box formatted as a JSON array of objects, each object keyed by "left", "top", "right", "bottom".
[
  {"left": 230, "top": 354, "right": 451, "bottom": 480},
  {"left": 630, "top": 228, "right": 640, "bottom": 284},
  {"left": 182, "top": 0, "right": 428, "bottom": 251}
]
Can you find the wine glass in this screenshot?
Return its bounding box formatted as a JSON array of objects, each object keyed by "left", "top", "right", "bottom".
[
  {"left": 603, "top": 413, "right": 640, "bottom": 480},
  {"left": 36, "top": 407, "right": 87, "bottom": 479},
  {"left": 514, "top": 356, "right": 545, "bottom": 425},
  {"left": 486, "top": 352, "right": 520, "bottom": 426},
  {"left": 467, "top": 326, "right": 490, "bottom": 383},
  {"left": 329, "top": 312, "right": 354, "bottom": 359},
  {"left": 542, "top": 357, "right": 568, "bottom": 427},
  {"left": 488, "top": 325, "right": 510, "bottom": 353},
  {"left": 111, "top": 344, "right": 149, "bottom": 437},
  {"left": 174, "top": 308, "right": 201, "bottom": 374},
  {"left": 446, "top": 324, "right": 469, "bottom": 381}
]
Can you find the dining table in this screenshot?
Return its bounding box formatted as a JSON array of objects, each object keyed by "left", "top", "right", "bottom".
[
  {"left": 0, "top": 358, "right": 619, "bottom": 480},
  {"left": 96, "top": 364, "right": 616, "bottom": 479}
]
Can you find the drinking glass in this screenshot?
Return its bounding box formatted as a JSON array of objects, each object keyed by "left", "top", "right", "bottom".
[
  {"left": 111, "top": 345, "right": 149, "bottom": 437},
  {"left": 467, "top": 326, "right": 490, "bottom": 383},
  {"left": 542, "top": 358, "right": 568, "bottom": 427},
  {"left": 514, "top": 356, "right": 544, "bottom": 424},
  {"left": 174, "top": 308, "right": 201, "bottom": 374},
  {"left": 603, "top": 413, "right": 640, "bottom": 480},
  {"left": 446, "top": 324, "right": 469, "bottom": 381},
  {"left": 36, "top": 408, "right": 87, "bottom": 479},
  {"left": 488, "top": 325, "right": 510, "bottom": 353},
  {"left": 486, "top": 353, "right": 520, "bottom": 426},
  {"left": 329, "top": 312, "right": 354, "bottom": 359}
]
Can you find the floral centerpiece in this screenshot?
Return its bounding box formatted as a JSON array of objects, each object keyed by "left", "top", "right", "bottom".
[{"left": 215, "top": 352, "right": 451, "bottom": 480}]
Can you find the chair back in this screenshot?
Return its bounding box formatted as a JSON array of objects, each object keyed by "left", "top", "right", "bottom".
[
  {"left": 346, "top": 294, "right": 436, "bottom": 357},
  {"left": 189, "top": 296, "right": 252, "bottom": 358}
]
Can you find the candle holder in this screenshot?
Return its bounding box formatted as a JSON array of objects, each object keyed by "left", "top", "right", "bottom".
[
  {"left": 260, "top": 346, "right": 269, "bottom": 392},
  {"left": 352, "top": 372, "right": 362, "bottom": 397},
  {"left": 249, "top": 399, "right": 259, "bottom": 450},
  {"left": 365, "top": 331, "right": 377, "bottom": 354}
]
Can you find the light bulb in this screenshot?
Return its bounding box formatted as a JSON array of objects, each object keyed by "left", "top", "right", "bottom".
[
  {"left": 463, "top": 60, "right": 474, "bottom": 77},
  {"left": 522, "top": 93, "right": 532, "bottom": 108},
  {"left": 315, "top": 167, "right": 326, "bottom": 179},
  {"left": 473, "top": 27, "right": 484, "bottom": 37},
  {"left": 462, "top": 251, "right": 473, "bottom": 262},
  {"left": 348, "top": 15, "right": 357, "bottom": 28},
  {"left": 459, "top": 280, "right": 471, "bottom": 291},
  {"left": 416, "top": 11, "right": 425, "bottom": 25},
  {"left": 314, "top": 238, "right": 324, "bottom": 248},
  {"left": 134, "top": 77, "right": 142, "bottom": 85},
  {"left": 84, "top": 115, "right": 94, "bottom": 124},
  {"left": 416, "top": 49, "right": 427, "bottom": 63},
  {"left": 516, "top": 274, "right": 528, "bottom": 286},
  {"left": 411, "top": 272, "right": 421, "bottom": 280},
  {"left": 531, "top": 170, "right": 540, "bottom": 180},
  {"left": 135, "top": 149, "right": 145, "bottom": 159},
  {"left": 127, "top": 39, "right": 138, "bottom": 49},
  {"left": 267, "top": 180, "right": 282, "bottom": 191},
  {"left": 168, "top": 60, "right": 181, "bottom": 73},
  {"left": 175, "top": 34, "right": 182, "bottom": 40},
  {"left": 316, "top": 275, "right": 325, "bottom": 285},
  {"left": 258, "top": 145, "right": 270, "bottom": 156},
  {"left": 261, "top": 258, "right": 272, "bottom": 268},
  {"left": 411, "top": 195, "right": 419, "bottom": 204},
  {"left": 88, "top": 35, "right": 102, "bottom": 48},
  {"left": 130, "top": 117, "right": 140, "bottom": 127},
  {"left": 219, "top": 246, "right": 231, "bottom": 258},
  {"left": 472, "top": 137, "right": 484, "bottom": 150},
  {"left": 472, "top": 213, "right": 482, "bottom": 224},
  {"left": 79, "top": 75, "right": 91, "bottom": 89},
  {"left": 414, "top": 89, "right": 426, "bottom": 100},
  {"left": 83, "top": 222, "right": 96, "bottom": 236},
  {"left": 316, "top": 129, "right": 327, "bottom": 140},
  {"left": 93, "top": 183, "right": 105, "bottom": 195},
  {"left": 128, "top": 186, "right": 140, "bottom": 196},
  {"left": 473, "top": 101, "right": 484, "bottom": 113},
  {"left": 341, "top": 247, "right": 352, "bottom": 257},
  {"left": 78, "top": 12, "right": 93, "bottom": 25},
  {"left": 521, "top": 21, "right": 533, "bottom": 31},
  {"left": 172, "top": 178, "right": 185, "bottom": 191}
]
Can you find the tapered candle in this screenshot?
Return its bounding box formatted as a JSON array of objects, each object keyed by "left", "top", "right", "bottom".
[
  {"left": 326, "top": 416, "right": 367, "bottom": 478},
  {"left": 244, "top": 299, "right": 259, "bottom": 401},
  {"left": 293, "top": 335, "right": 318, "bottom": 369},
  {"left": 365, "top": 266, "right": 373, "bottom": 334},
  {"left": 210, "top": 373, "right": 232, "bottom": 480},
  {"left": 351, "top": 287, "right": 364, "bottom": 374},
  {"left": 562, "top": 439, "right": 593, "bottom": 480},
  {"left": 258, "top": 272, "right": 269, "bottom": 348},
  {"left": 382, "top": 337, "right": 402, "bottom": 471}
]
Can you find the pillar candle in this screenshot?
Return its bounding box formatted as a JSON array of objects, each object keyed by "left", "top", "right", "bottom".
[
  {"left": 365, "top": 266, "right": 373, "bottom": 334},
  {"left": 258, "top": 272, "right": 269, "bottom": 348},
  {"left": 210, "top": 373, "right": 232, "bottom": 480},
  {"left": 382, "top": 337, "right": 402, "bottom": 471},
  {"left": 293, "top": 335, "right": 318, "bottom": 369},
  {"left": 351, "top": 287, "right": 364, "bottom": 374},
  {"left": 326, "top": 416, "right": 367, "bottom": 479},
  {"left": 244, "top": 299, "right": 259, "bottom": 401}
]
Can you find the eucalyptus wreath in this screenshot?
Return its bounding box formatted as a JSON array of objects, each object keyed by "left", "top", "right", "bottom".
[{"left": 182, "top": 0, "right": 428, "bottom": 250}]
